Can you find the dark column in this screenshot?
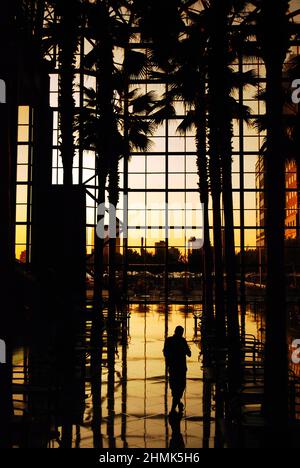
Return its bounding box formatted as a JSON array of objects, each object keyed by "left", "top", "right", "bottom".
[{"left": 0, "top": 0, "right": 18, "bottom": 448}]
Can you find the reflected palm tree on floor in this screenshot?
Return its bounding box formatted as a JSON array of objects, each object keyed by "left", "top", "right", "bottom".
[
  {"left": 254, "top": 0, "right": 290, "bottom": 443},
  {"left": 90, "top": 321, "right": 104, "bottom": 449},
  {"left": 107, "top": 328, "right": 117, "bottom": 448},
  {"left": 121, "top": 319, "right": 128, "bottom": 448},
  {"left": 203, "top": 379, "right": 212, "bottom": 449}
]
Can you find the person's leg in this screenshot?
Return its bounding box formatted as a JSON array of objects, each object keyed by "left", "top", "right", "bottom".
[
  {"left": 177, "top": 373, "right": 187, "bottom": 411},
  {"left": 171, "top": 390, "right": 180, "bottom": 412},
  {"left": 169, "top": 372, "right": 180, "bottom": 412}
]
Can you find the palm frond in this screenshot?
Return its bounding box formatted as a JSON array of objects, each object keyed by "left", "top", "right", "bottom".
[
  {"left": 149, "top": 103, "right": 177, "bottom": 125},
  {"left": 124, "top": 50, "right": 149, "bottom": 79},
  {"left": 229, "top": 98, "right": 252, "bottom": 123},
  {"left": 83, "top": 86, "right": 97, "bottom": 107},
  {"left": 129, "top": 130, "right": 153, "bottom": 152},
  {"left": 177, "top": 111, "right": 197, "bottom": 135},
  {"left": 228, "top": 68, "right": 257, "bottom": 93},
  {"left": 128, "top": 118, "right": 156, "bottom": 137},
  {"left": 130, "top": 91, "right": 158, "bottom": 114}
]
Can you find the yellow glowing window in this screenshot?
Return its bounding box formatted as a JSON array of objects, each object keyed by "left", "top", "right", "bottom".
[
  {"left": 15, "top": 105, "right": 33, "bottom": 263},
  {"left": 17, "top": 165, "right": 28, "bottom": 182},
  {"left": 18, "top": 106, "right": 30, "bottom": 125},
  {"left": 15, "top": 245, "right": 27, "bottom": 263},
  {"left": 16, "top": 205, "right": 27, "bottom": 223},
  {"left": 15, "top": 225, "right": 27, "bottom": 244},
  {"left": 16, "top": 186, "right": 28, "bottom": 204},
  {"left": 17, "top": 146, "right": 29, "bottom": 164},
  {"left": 18, "top": 126, "right": 29, "bottom": 142}
]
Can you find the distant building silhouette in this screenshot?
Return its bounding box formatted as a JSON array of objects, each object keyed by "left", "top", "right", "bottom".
[
  {"left": 155, "top": 241, "right": 166, "bottom": 257},
  {"left": 256, "top": 156, "right": 299, "bottom": 246}
]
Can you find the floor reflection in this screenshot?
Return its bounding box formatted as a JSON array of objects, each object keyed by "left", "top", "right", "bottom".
[
  {"left": 168, "top": 411, "right": 185, "bottom": 449},
  {"left": 12, "top": 302, "right": 268, "bottom": 448},
  {"left": 78, "top": 304, "right": 210, "bottom": 448}
]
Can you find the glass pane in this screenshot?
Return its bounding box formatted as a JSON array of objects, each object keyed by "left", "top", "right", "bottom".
[
  {"left": 128, "top": 174, "right": 145, "bottom": 189},
  {"left": 15, "top": 245, "right": 27, "bottom": 263},
  {"left": 169, "top": 156, "right": 185, "bottom": 173},
  {"left": 17, "top": 145, "right": 29, "bottom": 164},
  {"left": 16, "top": 205, "right": 27, "bottom": 223},
  {"left": 147, "top": 155, "right": 165, "bottom": 173},
  {"left": 18, "top": 126, "right": 29, "bottom": 142},
  {"left": 168, "top": 174, "right": 185, "bottom": 189},
  {"left": 18, "top": 106, "right": 30, "bottom": 125},
  {"left": 15, "top": 225, "right": 27, "bottom": 244},
  {"left": 128, "top": 156, "right": 145, "bottom": 173},
  {"left": 16, "top": 185, "right": 28, "bottom": 204},
  {"left": 17, "top": 165, "right": 28, "bottom": 182},
  {"left": 147, "top": 174, "right": 165, "bottom": 189}
]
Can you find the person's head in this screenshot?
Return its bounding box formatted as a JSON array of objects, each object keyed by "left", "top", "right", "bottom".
[{"left": 174, "top": 326, "right": 184, "bottom": 337}]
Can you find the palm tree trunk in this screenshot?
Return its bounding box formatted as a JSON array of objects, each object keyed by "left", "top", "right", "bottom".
[
  {"left": 60, "top": 67, "right": 75, "bottom": 187},
  {"left": 264, "top": 60, "right": 289, "bottom": 437},
  {"left": 122, "top": 46, "right": 131, "bottom": 310},
  {"left": 96, "top": 4, "right": 116, "bottom": 326},
  {"left": 195, "top": 97, "right": 214, "bottom": 332},
  {"left": 258, "top": 0, "right": 290, "bottom": 439},
  {"left": 59, "top": 7, "right": 77, "bottom": 187},
  {"left": 208, "top": 0, "right": 228, "bottom": 346},
  {"left": 94, "top": 166, "right": 106, "bottom": 315},
  {"left": 108, "top": 165, "right": 119, "bottom": 328},
  {"left": 208, "top": 106, "right": 226, "bottom": 345},
  {"left": 222, "top": 122, "right": 242, "bottom": 391},
  {"left": 209, "top": 147, "right": 226, "bottom": 345}
]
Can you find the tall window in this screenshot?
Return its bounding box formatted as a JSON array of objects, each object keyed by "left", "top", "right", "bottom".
[{"left": 15, "top": 105, "right": 34, "bottom": 263}]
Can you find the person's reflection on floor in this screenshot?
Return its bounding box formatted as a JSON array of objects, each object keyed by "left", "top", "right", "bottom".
[
  {"left": 168, "top": 411, "right": 185, "bottom": 449},
  {"left": 163, "top": 326, "right": 191, "bottom": 413}
]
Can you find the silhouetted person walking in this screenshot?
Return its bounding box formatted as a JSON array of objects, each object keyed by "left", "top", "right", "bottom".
[{"left": 163, "top": 326, "right": 191, "bottom": 414}]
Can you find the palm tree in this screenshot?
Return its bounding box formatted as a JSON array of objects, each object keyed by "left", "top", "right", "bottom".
[
  {"left": 80, "top": 1, "right": 156, "bottom": 321},
  {"left": 83, "top": 0, "right": 127, "bottom": 320},
  {"left": 205, "top": 1, "right": 228, "bottom": 351},
  {"left": 255, "top": 0, "right": 290, "bottom": 439},
  {"left": 137, "top": 3, "right": 254, "bottom": 391},
  {"left": 151, "top": 2, "right": 254, "bottom": 365},
  {"left": 150, "top": 48, "right": 214, "bottom": 331},
  {"left": 134, "top": 1, "right": 214, "bottom": 323},
  {"left": 207, "top": 0, "right": 257, "bottom": 391},
  {"left": 79, "top": 85, "right": 155, "bottom": 316},
  {"left": 44, "top": 0, "right": 83, "bottom": 186},
  {"left": 132, "top": 0, "right": 187, "bottom": 69}
]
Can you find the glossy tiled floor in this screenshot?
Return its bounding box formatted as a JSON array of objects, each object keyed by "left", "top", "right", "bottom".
[
  {"left": 13, "top": 302, "right": 264, "bottom": 448},
  {"left": 79, "top": 304, "right": 213, "bottom": 448}
]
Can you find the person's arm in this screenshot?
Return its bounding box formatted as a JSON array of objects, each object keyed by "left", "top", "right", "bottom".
[
  {"left": 185, "top": 340, "right": 191, "bottom": 357},
  {"left": 163, "top": 340, "right": 168, "bottom": 358},
  {"left": 163, "top": 339, "right": 171, "bottom": 367}
]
